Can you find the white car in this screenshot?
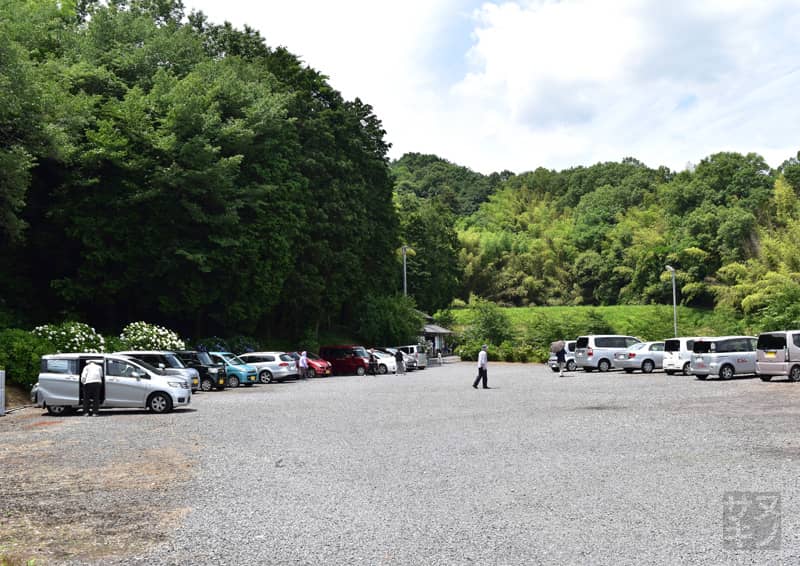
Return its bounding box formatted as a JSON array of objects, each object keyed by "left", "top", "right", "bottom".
[
  {"left": 614, "top": 341, "right": 665, "bottom": 373},
  {"left": 372, "top": 350, "right": 397, "bottom": 374},
  {"left": 237, "top": 352, "right": 300, "bottom": 383}
]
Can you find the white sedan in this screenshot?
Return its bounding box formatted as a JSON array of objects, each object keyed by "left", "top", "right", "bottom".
[{"left": 614, "top": 341, "right": 665, "bottom": 373}]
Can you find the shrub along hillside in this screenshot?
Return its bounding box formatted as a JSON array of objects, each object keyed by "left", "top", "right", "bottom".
[{"left": 450, "top": 304, "right": 748, "bottom": 362}]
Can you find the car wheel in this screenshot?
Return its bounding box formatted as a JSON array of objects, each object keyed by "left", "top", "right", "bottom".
[
  {"left": 566, "top": 360, "right": 577, "bottom": 372},
  {"left": 147, "top": 392, "right": 173, "bottom": 414},
  {"left": 682, "top": 362, "right": 691, "bottom": 376},
  {"left": 789, "top": 366, "right": 800, "bottom": 382},
  {"left": 46, "top": 404, "right": 68, "bottom": 416},
  {"left": 760, "top": 375, "right": 773, "bottom": 382},
  {"left": 201, "top": 378, "right": 214, "bottom": 392},
  {"left": 378, "top": 364, "right": 388, "bottom": 375},
  {"left": 642, "top": 360, "right": 655, "bottom": 374},
  {"left": 228, "top": 376, "right": 240, "bottom": 388},
  {"left": 356, "top": 366, "right": 366, "bottom": 376},
  {"left": 259, "top": 370, "right": 273, "bottom": 384},
  {"left": 598, "top": 359, "right": 611, "bottom": 372},
  {"left": 719, "top": 365, "right": 735, "bottom": 380}
]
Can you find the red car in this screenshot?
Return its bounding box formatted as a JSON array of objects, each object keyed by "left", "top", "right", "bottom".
[
  {"left": 318, "top": 345, "right": 370, "bottom": 376},
  {"left": 290, "top": 351, "right": 333, "bottom": 378}
]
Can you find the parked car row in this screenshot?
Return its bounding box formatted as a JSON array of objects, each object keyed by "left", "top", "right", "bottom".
[
  {"left": 550, "top": 331, "right": 800, "bottom": 383},
  {"left": 31, "top": 343, "right": 431, "bottom": 415}
]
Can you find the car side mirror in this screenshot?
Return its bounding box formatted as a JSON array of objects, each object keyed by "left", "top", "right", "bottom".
[
  {"left": 131, "top": 371, "right": 144, "bottom": 380},
  {"left": 158, "top": 363, "right": 166, "bottom": 369}
]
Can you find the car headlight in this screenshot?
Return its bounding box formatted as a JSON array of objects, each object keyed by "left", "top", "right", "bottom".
[
  {"left": 210, "top": 368, "right": 219, "bottom": 374},
  {"left": 167, "top": 381, "right": 184, "bottom": 388}
]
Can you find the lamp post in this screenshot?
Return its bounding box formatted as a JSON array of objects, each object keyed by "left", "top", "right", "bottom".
[
  {"left": 665, "top": 265, "right": 677, "bottom": 337},
  {"left": 402, "top": 245, "right": 408, "bottom": 296}
]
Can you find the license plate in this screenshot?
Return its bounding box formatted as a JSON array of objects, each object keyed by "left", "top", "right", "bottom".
[
  {"left": 766, "top": 351, "right": 776, "bottom": 358},
  {"left": 193, "top": 379, "right": 198, "bottom": 385}
]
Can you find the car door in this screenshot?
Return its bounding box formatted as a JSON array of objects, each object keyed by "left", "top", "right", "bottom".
[
  {"left": 649, "top": 343, "right": 665, "bottom": 368},
  {"left": 40, "top": 358, "right": 80, "bottom": 406},
  {"left": 104, "top": 358, "right": 148, "bottom": 407}
]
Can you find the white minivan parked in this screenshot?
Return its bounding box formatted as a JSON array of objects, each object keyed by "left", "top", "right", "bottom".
[
  {"left": 689, "top": 336, "right": 757, "bottom": 380},
  {"left": 755, "top": 330, "right": 800, "bottom": 382},
  {"left": 574, "top": 335, "right": 641, "bottom": 372},
  {"left": 662, "top": 337, "right": 700, "bottom": 376},
  {"left": 32, "top": 353, "right": 191, "bottom": 415}
]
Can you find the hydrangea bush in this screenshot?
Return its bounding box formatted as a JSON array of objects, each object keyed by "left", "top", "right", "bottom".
[
  {"left": 32, "top": 321, "right": 106, "bottom": 353},
  {"left": 119, "top": 322, "right": 185, "bottom": 350}
]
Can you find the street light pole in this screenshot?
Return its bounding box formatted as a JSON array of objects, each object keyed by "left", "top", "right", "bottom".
[
  {"left": 665, "top": 265, "right": 677, "bottom": 337},
  {"left": 402, "top": 245, "right": 407, "bottom": 296}
]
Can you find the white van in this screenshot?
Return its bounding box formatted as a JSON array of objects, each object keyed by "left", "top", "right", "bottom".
[
  {"left": 574, "top": 335, "right": 641, "bottom": 372},
  {"left": 397, "top": 344, "right": 428, "bottom": 369},
  {"left": 32, "top": 353, "right": 191, "bottom": 415},
  {"left": 755, "top": 330, "right": 800, "bottom": 382},
  {"left": 689, "top": 336, "right": 757, "bottom": 380},
  {"left": 662, "top": 337, "right": 700, "bottom": 375}
]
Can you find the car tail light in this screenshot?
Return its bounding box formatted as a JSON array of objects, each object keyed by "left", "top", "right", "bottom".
[
  {"left": 628, "top": 352, "right": 636, "bottom": 358},
  {"left": 279, "top": 362, "right": 288, "bottom": 367},
  {"left": 587, "top": 347, "right": 593, "bottom": 356}
]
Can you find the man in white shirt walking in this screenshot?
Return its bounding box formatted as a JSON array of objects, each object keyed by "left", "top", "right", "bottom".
[
  {"left": 299, "top": 351, "right": 309, "bottom": 379},
  {"left": 81, "top": 359, "right": 103, "bottom": 416},
  {"left": 472, "top": 344, "right": 489, "bottom": 389}
]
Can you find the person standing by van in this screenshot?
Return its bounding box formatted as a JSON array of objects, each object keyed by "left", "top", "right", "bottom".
[
  {"left": 551, "top": 340, "right": 566, "bottom": 377},
  {"left": 394, "top": 349, "right": 405, "bottom": 374},
  {"left": 81, "top": 360, "right": 103, "bottom": 416},
  {"left": 473, "top": 345, "right": 489, "bottom": 389}
]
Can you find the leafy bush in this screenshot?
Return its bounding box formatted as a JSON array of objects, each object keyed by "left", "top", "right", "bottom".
[
  {"left": 455, "top": 338, "right": 484, "bottom": 361},
  {"left": 228, "top": 335, "right": 261, "bottom": 354},
  {"left": 0, "top": 329, "right": 55, "bottom": 388},
  {"left": 194, "top": 336, "right": 229, "bottom": 352},
  {"left": 462, "top": 298, "right": 513, "bottom": 345},
  {"left": 32, "top": 321, "right": 105, "bottom": 353},
  {"left": 497, "top": 340, "right": 515, "bottom": 361},
  {"left": 119, "top": 322, "right": 184, "bottom": 350},
  {"left": 356, "top": 294, "right": 424, "bottom": 345}
]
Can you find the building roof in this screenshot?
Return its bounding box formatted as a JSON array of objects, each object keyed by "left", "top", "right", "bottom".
[{"left": 423, "top": 324, "right": 453, "bottom": 335}]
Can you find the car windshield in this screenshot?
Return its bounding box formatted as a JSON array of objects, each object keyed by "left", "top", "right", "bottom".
[
  {"left": 280, "top": 354, "right": 295, "bottom": 362},
  {"left": 630, "top": 343, "right": 646, "bottom": 351},
  {"left": 307, "top": 352, "right": 322, "bottom": 360},
  {"left": 221, "top": 353, "right": 246, "bottom": 365},
  {"left": 164, "top": 353, "right": 185, "bottom": 368},
  {"left": 196, "top": 352, "right": 214, "bottom": 365},
  {"left": 353, "top": 347, "right": 368, "bottom": 357}
]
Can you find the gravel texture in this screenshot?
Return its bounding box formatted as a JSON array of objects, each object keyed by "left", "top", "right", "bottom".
[{"left": 5, "top": 362, "right": 800, "bottom": 564}]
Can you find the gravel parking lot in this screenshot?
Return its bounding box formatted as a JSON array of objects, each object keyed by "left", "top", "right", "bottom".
[{"left": 4, "top": 362, "right": 800, "bottom": 565}]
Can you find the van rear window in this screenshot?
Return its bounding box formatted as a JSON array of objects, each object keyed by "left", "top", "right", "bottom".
[
  {"left": 664, "top": 339, "right": 680, "bottom": 352},
  {"left": 693, "top": 341, "right": 714, "bottom": 354},
  {"left": 757, "top": 334, "right": 786, "bottom": 350},
  {"left": 576, "top": 337, "right": 589, "bottom": 348},
  {"left": 42, "top": 359, "right": 75, "bottom": 374}
]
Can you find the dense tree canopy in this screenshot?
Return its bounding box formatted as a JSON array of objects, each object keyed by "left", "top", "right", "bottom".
[{"left": 0, "top": 0, "right": 401, "bottom": 339}]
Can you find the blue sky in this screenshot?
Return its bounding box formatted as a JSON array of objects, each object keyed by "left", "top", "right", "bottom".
[{"left": 182, "top": 0, "right": 800, "bottom": 174}]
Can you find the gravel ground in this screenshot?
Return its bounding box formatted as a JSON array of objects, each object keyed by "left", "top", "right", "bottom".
[{"left": 5, "top": 362, "right": 800, "bottom": 565}]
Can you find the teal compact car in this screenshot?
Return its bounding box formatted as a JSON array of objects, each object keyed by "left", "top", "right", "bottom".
[{"left": 208, "top": 351, "right": 258, "bottom": 388}]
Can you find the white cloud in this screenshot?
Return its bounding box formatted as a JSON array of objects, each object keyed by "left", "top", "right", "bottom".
[{"left": 181, "top": 0, "right": 800, "bottom": 173}]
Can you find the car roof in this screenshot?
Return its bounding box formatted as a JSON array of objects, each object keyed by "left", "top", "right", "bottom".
[
  {"left": 114, "top": 350, "right": 176, "bottom": 355},
  {"left": 240, "top": 351, "right": 289, "bottom": 356}
]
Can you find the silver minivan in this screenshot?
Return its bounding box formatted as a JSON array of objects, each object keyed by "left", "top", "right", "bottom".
[
  {"left": 397, "top": 344, "right": 428, "bottom": 369},
  {"left": 689, "top": 336, "right": 757, "bottom": 380},
  {"left": 663, "top": 337, "right": 700, "bottom": 376},
  {"left": 574, "top": 335, "right": 641, "bottom": 372},
  {"left": 755, "top": 330, "right": 800, "bottom": 382},
  {"left": 32, "top": 353, "right": 191, "bottom": 415},
  {"left": 115, "top": 350, "right": 200, "bottom": 392}
]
